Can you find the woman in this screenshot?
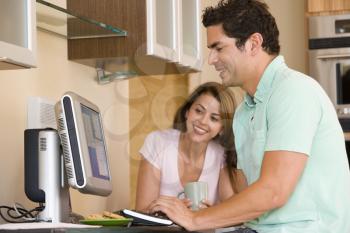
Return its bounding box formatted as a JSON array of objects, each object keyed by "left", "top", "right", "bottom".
[{"left": 136, "top": 82, "right": 238, "bottom": 212}]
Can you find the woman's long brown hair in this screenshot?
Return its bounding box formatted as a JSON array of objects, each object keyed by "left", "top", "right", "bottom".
[{"left": 173, "top": 82, "right": 238, "bottom": 193}]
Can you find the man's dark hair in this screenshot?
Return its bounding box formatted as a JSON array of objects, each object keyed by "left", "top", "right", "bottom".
[{"left": 202, "top": 0, "right": 280, "bottom": 55}]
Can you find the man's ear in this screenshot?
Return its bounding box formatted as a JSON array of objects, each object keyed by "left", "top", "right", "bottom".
[{"left": 248, "top": 32, "right": 263, "bottom": 55}]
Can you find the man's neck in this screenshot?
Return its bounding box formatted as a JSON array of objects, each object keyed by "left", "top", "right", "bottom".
[{"left": 243, "top": 54, "right": 277, "bottom": 97}]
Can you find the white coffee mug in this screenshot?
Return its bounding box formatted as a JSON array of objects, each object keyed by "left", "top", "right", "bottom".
[{"left": 178, "top": 181, "right": 208, "bottom": 211}]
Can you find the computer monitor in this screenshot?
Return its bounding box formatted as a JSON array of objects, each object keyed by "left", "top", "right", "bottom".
[
  {"left": 55, "top": 91, "right": 112, "bottom": 196},
  {"left": 24, "top": 92, "right": 112, "bottom": 223}
]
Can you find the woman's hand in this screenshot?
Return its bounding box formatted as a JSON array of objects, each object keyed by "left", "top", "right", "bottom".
[
  {"left": 198, "top": 199, "right": 211, "bottom": 209},
  {"left": 180, "top": 198, "right": 211, "bottom": 209},
  {"left": 181, "top": 198, "right": 192, "bottom": 209}
]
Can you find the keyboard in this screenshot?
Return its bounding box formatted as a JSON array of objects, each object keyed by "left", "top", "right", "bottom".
[{"left": 120, "top": 209, "right": 173, "bottom": 226}]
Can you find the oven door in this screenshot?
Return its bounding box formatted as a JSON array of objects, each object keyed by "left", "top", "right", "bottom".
[{"left": 309, "top": 48, "right": 350, "bottom": 118}]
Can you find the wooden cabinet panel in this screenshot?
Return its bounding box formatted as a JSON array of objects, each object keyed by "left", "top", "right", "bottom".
[
  {"left": 66, "top": 0, "right": 201, "bottom": 77},
  {"left": 308, "top": 0, "right": 350, "bottom": 13},
  {"left": 67, "top": 0, "right": 146, "bottom": 59}
]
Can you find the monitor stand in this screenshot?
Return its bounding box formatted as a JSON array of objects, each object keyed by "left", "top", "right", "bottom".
[{"left": 38, "top": 129, "right": 71, "bottom": 223}]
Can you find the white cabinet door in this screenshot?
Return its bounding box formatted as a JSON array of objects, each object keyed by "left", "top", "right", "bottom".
[
  {"left": 0, "top": 0, "right": 36, "bottom": 69},
  {"left": 178, "top": 0, "right": 202, "bottom": 71},
  {"left": 146, "top": 0, "right": 179, "bottom": 63},
  {"left": 146, "top": 0, "right": 202, "bottom": 71}
]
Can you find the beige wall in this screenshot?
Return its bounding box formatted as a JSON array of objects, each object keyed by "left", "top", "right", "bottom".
[{"left": 0, "top": 30, "right": 130, "bottom": 222}]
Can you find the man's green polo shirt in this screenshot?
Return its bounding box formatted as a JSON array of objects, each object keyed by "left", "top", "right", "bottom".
[{"left": 233, "top": 55, "right": 350, "bottom": 233}]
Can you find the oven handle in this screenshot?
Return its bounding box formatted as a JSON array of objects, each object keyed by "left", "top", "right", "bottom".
[{"left": 317, "top": 54, "right": 350, "bottom": 60}]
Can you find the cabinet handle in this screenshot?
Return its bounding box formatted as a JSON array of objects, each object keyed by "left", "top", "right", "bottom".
[{"left": 316, "top": 54, "right": 350, "bottom": 60}]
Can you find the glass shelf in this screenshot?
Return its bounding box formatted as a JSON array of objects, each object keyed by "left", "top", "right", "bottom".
[
  {"left": 36, "top": 0, "right": 127, "bottom": 39},
  {"left": 36, "top": 0, "right": 136, "bottom": 83}
]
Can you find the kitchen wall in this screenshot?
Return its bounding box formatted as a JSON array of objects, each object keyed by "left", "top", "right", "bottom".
[
  {"left": 0, "top": 0, "right": 306, "bottom": 223},
  {"left": 0, "top": 30, "right": 130, "bottom": 222}
]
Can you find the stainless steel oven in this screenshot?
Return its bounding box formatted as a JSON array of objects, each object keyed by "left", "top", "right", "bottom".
[
  {"left": 309, "top": 14, "right": 350, "bottom": 167},
  {"left": 309, "top": 14, "right": 350, "bottom": 122}
]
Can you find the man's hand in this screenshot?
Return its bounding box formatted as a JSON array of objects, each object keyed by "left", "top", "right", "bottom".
[{"left": 148, "top": 196, "right": 197, "bottom": 230}]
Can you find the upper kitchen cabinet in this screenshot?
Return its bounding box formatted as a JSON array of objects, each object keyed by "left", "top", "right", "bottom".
[
  {"left": 147, "top": 0, "right": 179, "bottom": 64},
  {"left": 67, "top": 0, "right": 202, "bottom": 80},
  {"left": 0, "top": 0, "right": 36, "bottom": 70},
  {"left": 308, "top": 0, "right": 350, "bottom": 15},
  {"left": 179, "top": 0, "right": 202, "bottom": 71}
]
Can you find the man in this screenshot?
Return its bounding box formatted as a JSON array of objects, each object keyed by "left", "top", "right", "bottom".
[{"left": 149, "top": 0, "right": 350, "bottom": 232}]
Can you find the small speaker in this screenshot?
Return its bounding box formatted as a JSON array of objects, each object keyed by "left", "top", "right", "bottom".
[{"left": 24, "top": 129, "right": 45, "bottom": 203}]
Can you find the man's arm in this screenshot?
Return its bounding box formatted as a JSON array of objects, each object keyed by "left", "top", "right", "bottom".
[
  {"left": 194, "top": 150, "right": 308, "bottom": 229},
  {"left": 150, "top": 150, "right": 307, "bottom": 231}
]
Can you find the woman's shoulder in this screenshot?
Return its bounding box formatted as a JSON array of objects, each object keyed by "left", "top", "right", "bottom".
[{"left": 140, "top": 129, "right": 180, "bottom": 163}]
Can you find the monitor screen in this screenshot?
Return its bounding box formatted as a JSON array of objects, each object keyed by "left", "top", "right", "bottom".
[{"left": 81, "top": 104, "right": 110, "bottom": 180}]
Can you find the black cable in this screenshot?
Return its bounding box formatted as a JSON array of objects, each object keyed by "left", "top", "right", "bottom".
[
  {"left": 7, "top": 206, "right": 42, "bottom": 219},
  {"left": 0, "top": 204, "right": 45, "bottom": 223}
]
